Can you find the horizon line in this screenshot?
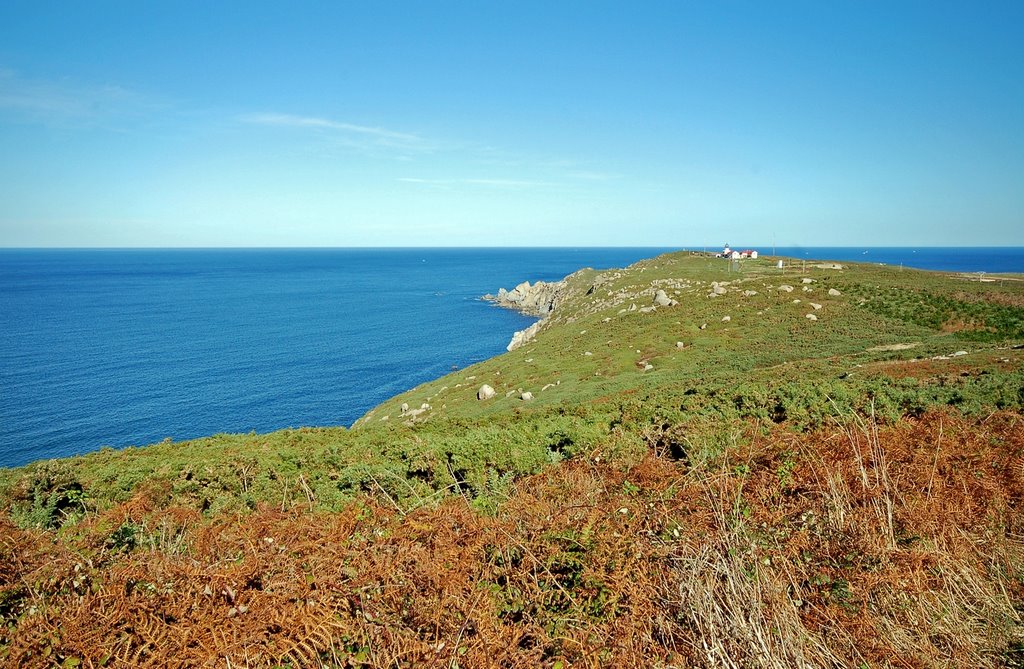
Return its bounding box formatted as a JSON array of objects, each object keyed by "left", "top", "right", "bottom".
[{"left": 3, "top": 244, "right": 1024, "bottom": 251}]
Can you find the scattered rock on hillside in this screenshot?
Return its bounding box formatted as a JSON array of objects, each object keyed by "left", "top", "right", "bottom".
[
  {"left": 477, "top": 384, "right": 496, "bottom": 400},
  {"left": 520, "top": 391, "right": 534, "bottom": 401},
  {"left": 779, "top": 285, "right": 794, "bottom": 292},
  {"left": 806, "top": 313, "right": 818, "bottom": 321},
  {"left": 654, "top": 289, "right": 675, "bottom": 307},
  {"left": 676, "top": 341, "right": 686, "bottom": 349},
  {"left": 828, "top": 288, "right": 842, "bottom": 296},
  {"left": 721, "top": 315, "right": 731, "bottom": 322},
  {"left": 802, "top": 278, "right": 815, "bottom": 284},
  {"left": 810, "top": 303, "right": 822, "bottom": 310},
  {"left": 742, "top": 290, "right": 758, "bottom": 297}
]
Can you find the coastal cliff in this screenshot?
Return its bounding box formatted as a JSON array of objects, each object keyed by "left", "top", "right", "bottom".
[
  {"left": 484, "top": 276, "right": 573, "bottom": 350},
  {"left": 483, "top": 278, "right": 569, "bottom": 317}
]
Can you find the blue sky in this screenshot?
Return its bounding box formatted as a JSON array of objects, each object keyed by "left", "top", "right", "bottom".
[{"left": 0, "top": 1, "right": 1021, "bottom": 247}]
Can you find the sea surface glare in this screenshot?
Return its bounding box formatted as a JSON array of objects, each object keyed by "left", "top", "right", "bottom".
[{"left": 1, "top": 246, "right": 1021, "bottom": 468}]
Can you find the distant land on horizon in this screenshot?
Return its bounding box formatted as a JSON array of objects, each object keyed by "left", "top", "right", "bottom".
[{"left": 3, "top": 245, "right": 1024, "bottom": 249}]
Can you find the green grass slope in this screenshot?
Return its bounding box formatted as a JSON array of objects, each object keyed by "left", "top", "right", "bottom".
[{"left": 362, "top": 252, "right": 1023, "bottom": 425}]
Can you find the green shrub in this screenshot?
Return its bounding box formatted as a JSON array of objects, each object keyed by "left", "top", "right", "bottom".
[{"left": 8, "top": 460, "right": 88, "bottom": 528}]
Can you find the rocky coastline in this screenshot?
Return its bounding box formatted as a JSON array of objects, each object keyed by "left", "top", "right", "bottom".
[{"left": 483, "top": 278, "right": 570, "bottom": 351}]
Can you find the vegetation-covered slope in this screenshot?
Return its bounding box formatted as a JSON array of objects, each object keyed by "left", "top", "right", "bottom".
[{"left": 2, "top": 252, "right": 1023, "bottom": 667}]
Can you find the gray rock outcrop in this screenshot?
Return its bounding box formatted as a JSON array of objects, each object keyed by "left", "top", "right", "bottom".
[
  {"left": 477, "top": 384, "right": 496, "bottom": 400},
  {"left": 484, "top": 279, "right": 567, "bottom": 317},
  {"left": 507, "top": 321, "right": 542, "bottom": 351},
  {"left": 485, "top": 276, "right": 574, "bottom": 350}
]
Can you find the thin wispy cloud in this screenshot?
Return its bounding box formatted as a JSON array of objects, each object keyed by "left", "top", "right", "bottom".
[
  {"left": 567, "top": 170, "right": 622, "bottom": 181},
  {"left": 241, "top": 112, "right": 623, "bottom": 184},
  {"left": 398, "top": 177, "right": 555, "bottom": 189},
  {"left": 242, "top": 112, "right": 429, "bottom": 150},
  {"left": 243, "top": 112, "right": 419, "bottom": 142},
  {"left": 0, "top": 68, "right": 149, "bottom": 123}
]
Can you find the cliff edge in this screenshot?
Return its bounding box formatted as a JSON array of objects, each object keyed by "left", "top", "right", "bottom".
[{"left": 483, "top": 276, "right": 574, "bottom": 350}]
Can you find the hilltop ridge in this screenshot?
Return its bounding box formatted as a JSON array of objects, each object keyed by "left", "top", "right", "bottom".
[
  {"left": 357, "top": 251, "right": 1022, "bottom": 429},
  {"left": 1, "top": 250, "right": 1023, "bottom": 667}
]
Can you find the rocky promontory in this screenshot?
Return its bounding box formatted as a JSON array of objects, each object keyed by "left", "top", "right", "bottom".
[
  {"left": 484, "top": 278, "right": 572, "bottom": 350},
  {"left": 483, "top": 279, "right": 568, "bottom": 317}
]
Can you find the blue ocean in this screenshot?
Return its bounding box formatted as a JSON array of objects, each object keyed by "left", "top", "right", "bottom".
[{"left": 1, "top": 246, "right": 1022, "bottom": 468}]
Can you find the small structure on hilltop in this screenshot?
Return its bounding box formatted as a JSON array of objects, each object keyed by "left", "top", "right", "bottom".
[{"left": 716, "top": 243, "right": 758, "bottom": 259}]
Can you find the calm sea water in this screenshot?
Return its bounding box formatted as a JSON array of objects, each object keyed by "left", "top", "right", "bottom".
[
  {"left": 1, "top": 246, "right": 1022, "bottom": 468},
  {"left": 0, "top": 248, "right": 672, "bottom": 467}
]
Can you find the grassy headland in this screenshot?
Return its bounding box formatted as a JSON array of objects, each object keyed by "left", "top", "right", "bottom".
[{"left": 2, "top": 251, "right": 1023, "bottom": 667}]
